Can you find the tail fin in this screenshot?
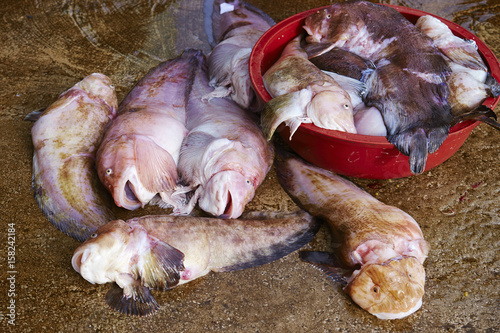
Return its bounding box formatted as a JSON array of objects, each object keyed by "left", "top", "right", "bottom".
[
  {"left": 388, "top": 126, "right": 448, "bottom": 175},
  {"left": 485, "top": 73, "right": 500, "bottom": 98},
  {"left": 452, "top": 105, "right": 500, "bottom": 131}
]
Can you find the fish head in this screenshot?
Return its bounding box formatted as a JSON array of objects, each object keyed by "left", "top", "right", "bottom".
[
  {"left": 306, "top": 88, "right": 357, "bottom": 133},
  {"left": 344, "top": 256, "right": 426, "bottom": 319},
  {"left": 72, "top": 220, "right": 133, "bottom": 284},
  {"left": 303, "top": 7, "right": 335, "bottom": 43},
  {"left": 76, "top": 73, "right": 118, "bottom": 116},
  {"left": 96, "top": 136, "right": 154, "bottom": 210},
  {"left": 198, "top": 170, "right": 256, "bottom": 219}
]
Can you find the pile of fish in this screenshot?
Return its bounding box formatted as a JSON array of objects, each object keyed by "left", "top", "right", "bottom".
[
  {"left": 25, "top": 0, "right": 498, "bottom": 321},
  {"left": 262, "top": 0, "right": 500, "bottom": 175}
]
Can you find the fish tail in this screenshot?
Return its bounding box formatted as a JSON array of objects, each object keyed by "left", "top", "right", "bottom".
[
  {"left": 451, "top": 105, "right": 500, "bottom": 131},
  {"left": 485, "top": 73, "right": 500, "bottom": 98}
]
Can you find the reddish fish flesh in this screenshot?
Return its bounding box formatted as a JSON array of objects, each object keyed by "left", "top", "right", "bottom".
[
  {"left": 72, "top": 210, "right": 320, "bottom": 316},
  {"left": 27, "top": 73, "right": 117, "bottom": 242},
  {"left": 96, "top": 49, "right": 203, "bottom": 211},
  {"left": 274, "top": 149, "right": 429, "bottom": 319},
  {"left": 175, "top": 55, "right": 274, "bottom": 218},
  {"left": 204, "top": 0, "right": 275, "bottom": 111}
]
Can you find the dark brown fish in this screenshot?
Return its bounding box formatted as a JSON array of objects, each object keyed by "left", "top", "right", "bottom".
[{"left": 304, "top": 0, "right": 453, "bottom": 175}]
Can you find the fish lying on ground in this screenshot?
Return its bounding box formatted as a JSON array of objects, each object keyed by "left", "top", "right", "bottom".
[
  {"left": 416, "top": 15, "right": 500, "bottom": 129},
  {"left": 173, "top": 55, "right": 274, "bottom": 218},
  {"left": 72, "top": 210, "right": 320, "bottom": 316},
  {"left": 26, "top": 73, "right": 117, "bottom": 242},
  {"left": 304, "top": 0, "right": 453, "bottom": 175},
  {"left": 204, "top": 0, "right": 275, "bottom": 111},
  {"left": 262, "top": 34, "right": 360, "bottom": 140},
  {"left": 274, "top": 149, "right": 429, "bottom": 319},
  {"left": 96, "top": 49, "right": 203, "bottom": 211}
]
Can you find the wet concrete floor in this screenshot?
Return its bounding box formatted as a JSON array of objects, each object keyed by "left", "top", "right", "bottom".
[{"left": 0, "top": 0, "right": 498, "bottom": 332}]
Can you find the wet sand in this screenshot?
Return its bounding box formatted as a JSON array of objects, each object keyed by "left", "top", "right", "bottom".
[{"left": 0, "top": 0, "right": 498, "bottom": 331}]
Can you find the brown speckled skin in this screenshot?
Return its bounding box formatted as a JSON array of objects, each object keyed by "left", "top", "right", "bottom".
[{"left": 274, "top": 151, "right": 429, "bottom": 267}]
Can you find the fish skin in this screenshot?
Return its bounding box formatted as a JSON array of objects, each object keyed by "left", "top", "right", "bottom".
[
  {"left": 262, "top": 34, "right": 356, "bottom": 140},
  {"left": 304, "top": 0, "right": 453, "bottom": 175},
  {"left": 274, "top": 149, "right": 429, "bottom": 319},
  {"left": 96, "top": 49, "right": 204, "bottom": 211},
  {"left": 175, "top": 56, "right": 274, "bottom": 218},
  {"left": 72, "top": 210, "right": 320, "bottom": 316},
  {"left": 305, "top": 45, "right": 376, "bottom": 81},
  {"left": 28, "top": 73, "right": 118, "bottom": 242},
  {"left": 204, "top": 0, "right": 275, "bottom": 111},
  {"left": 416, "top": 15, "right": 500, "bottom": 124}
]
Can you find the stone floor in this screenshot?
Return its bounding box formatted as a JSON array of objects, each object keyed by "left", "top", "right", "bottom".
[{"left": 0, "top": 0, "right": 498, "bottom": 332}]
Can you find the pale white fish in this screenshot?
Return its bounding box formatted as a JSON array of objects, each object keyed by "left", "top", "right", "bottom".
[
  {"left": 262, "top": 34, "right": 356, "bottom": 141},
  {"left": 204, "top": 0, "right": 275, "bottom": 111},
  {"left": 174, "top": 55, "right": 274, "bottom": 218},
  {"left": 354, "top": 104, "right": 387, "bottom": 136}
]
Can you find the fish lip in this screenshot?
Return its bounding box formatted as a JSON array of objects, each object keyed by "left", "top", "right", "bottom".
[{"left": 71, "top": 249, "right": 88, "bottom": 273}]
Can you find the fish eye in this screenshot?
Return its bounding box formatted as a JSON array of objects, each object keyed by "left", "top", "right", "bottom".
[
  {"left": 372, "top": 286, "right": 379, "bottom": 293},
  {"left": 105, "top": 168, "right": 113, "bottom": 175},
  {"left": 109, "top": 84, "right": 115, "bottom": 89},
  {"left": 90, "top": 233, "right": 98, "bottom": 238},
  {"left": 326, "top": 14, "right": 331, "bottom": 19},
  {"left": 246, "top": 180, "right": 251, "bottom": 185},
  {"left": 344, "top": 104, "right": 350, "bottom": 109}
]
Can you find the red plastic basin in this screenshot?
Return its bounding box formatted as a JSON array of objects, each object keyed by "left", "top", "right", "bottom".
[{"left": 249, "top": 4, "right": 500, "bottom": 179}]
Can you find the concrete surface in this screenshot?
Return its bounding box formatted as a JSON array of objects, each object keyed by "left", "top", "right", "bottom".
[{"left": 0, "top": 0, "right": 498, "bottom": 332}]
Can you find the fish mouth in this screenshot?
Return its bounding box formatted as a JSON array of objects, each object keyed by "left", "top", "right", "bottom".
[
  {"left": 113, "top": 180, "right": 142, "bottom": 210},
  {"left": 71, "top": 249, "right": 90, "bottom": 273},
  {"left": 219, "top": 190, "right": 233, "bottom": 219}
]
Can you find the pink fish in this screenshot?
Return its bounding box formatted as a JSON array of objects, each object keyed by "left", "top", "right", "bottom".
[
  {"left": 175, "top": 56, "right": 274, "bottom": 218},
  {"left": 96, "top": 49, "right": 203, "bottom": 211},
  {"left": 27, "top": 73, "right": 117, "bottom": 242}
]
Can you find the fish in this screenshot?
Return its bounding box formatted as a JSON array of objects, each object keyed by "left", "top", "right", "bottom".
[
  {"left": 96, "top": 49, "right": 203, "bottom": 211},
  {"left": 353, "top": 104, "right": 387, "bottom": 136},
  {"left": 173, "top": 55, "right": 274, "bottom": 218},
  {"left": 305, "top": 45, "right": 376, "bottom": 81},
  {"left": 274, "top": 149, "right": 429, "bottom": 319},
  {"left": 304, "top": 0, "right": 453, "bottom": 175},
  {"left": 415, "top": 15, "right": 500, "bottom": 128},
  {"left": 27, "top": 73, "right": 118, "bottom": 242},
  {"left": 71, "top": 210, "right": 320, "bottom": 316},
  {"left": 261, "top": 34, "right": 358, "bottom": 141},
  {"left": 204, "top": 0, "right": 275, "bottom": 111}
]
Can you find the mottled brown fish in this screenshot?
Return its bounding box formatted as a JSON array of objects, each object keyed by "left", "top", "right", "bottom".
[
  {"left": 304, "top": 0, "right": 453, "bottom": 175},
  {"left": 72, "top": 211, "right": 320, "bottom": 316},
  {"left": 27, "top": 73, "right": 117, "bottom": 242},
  {"left": 274, "top": 149, "right": 429, "bottom": 319}
]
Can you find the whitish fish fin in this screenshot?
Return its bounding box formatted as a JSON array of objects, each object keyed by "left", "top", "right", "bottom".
[
  {"left": 134, "top": 137, "right": 178, "bottom": 193},
  {"left": 261, "top": 89, "right": 311, "bottom": 141},
  {"left": 299, "top": 251, "right": 351, "bottom": 285},
  {"left": 207, "top": 43, "right": 240, "bottom": 85},
  {"left": 105, "top": 282, "right": 159, "bottom": 317},
  {"left": 304, "top": 42, "right": 336, "bottom": 58},
  {"left": 444, "top": 47, "right": 487, "bottom": 72},
  {"left": 24, "top": 108, "right": 46, "bottom": 122},
  {"left": 136, "top": 236, "right": 185, "bottom": 290},
  {"left": 485, "top": 73, "right": 500, "bottom": 97},
  {"left": 322, "top": 70, "right": 367, "bottom": 96}
]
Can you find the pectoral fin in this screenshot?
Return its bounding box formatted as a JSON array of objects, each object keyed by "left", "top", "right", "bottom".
[
  {"left": 299, "top": 251, "right": 351, "bottom": 285},
  {"left": 135, "top": 236, "right": 185, "bottom": 290},
  {"left": 134, "top": 137, "right": 178, "bottom": 193},
  {"left": 261, "top": 89, "right": 312, "bottom": 141},
  {"left": 105, "top": 282, "right": 159, "bottom": 317}
]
